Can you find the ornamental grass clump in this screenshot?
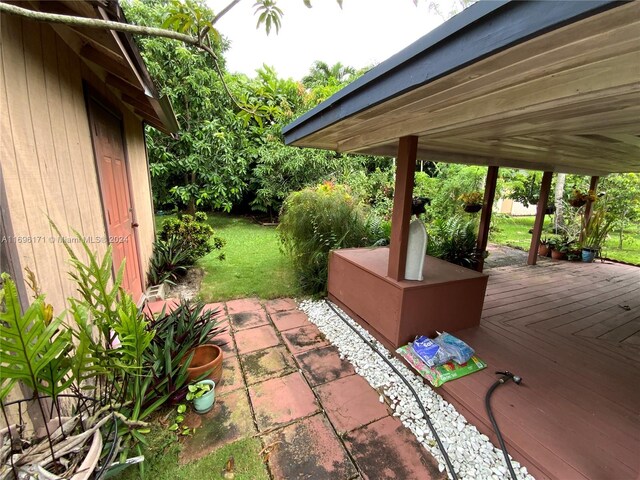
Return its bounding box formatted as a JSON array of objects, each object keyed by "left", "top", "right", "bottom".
[{"left": 278, "top": 182, "right": 371, "bottom": 295}]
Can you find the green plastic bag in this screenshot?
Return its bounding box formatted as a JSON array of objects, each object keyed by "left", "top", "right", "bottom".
[{"left": 397, "top": 344, "right": 486, "bottom": 387}]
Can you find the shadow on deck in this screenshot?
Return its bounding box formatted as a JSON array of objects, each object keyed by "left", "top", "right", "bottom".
[{"left": 441, "top": 258, "right": 640, "bottom": 479}]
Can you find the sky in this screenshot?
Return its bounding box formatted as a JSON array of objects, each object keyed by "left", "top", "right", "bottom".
[{"left": 213, "top": 0, "right": 445, "bottom": 81}]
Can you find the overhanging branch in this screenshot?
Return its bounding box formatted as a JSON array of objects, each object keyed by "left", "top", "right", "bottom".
[{"left": 0, "top": 2, "right": 260, "bottom": 118}]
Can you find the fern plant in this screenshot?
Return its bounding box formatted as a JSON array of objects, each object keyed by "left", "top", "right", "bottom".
[
  {"left": 0, "top": 273, "right": 72, "bottom": 402},
  {"left": 427, "top": 216, "right": 481, "bottom": 269}
]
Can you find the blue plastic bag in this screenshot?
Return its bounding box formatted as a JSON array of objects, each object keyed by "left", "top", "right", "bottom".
[
  {"left": 412, "top": 335, "right": 453, "bottom": 367},
  {"left": 433, "top": 332, "right": 475, "bottom": 364}
]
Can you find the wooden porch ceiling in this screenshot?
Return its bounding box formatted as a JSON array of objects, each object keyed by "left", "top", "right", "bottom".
[
  {"left": 286, "top": 1, "right": 640, "bottom": 176},
  {"left": 24, "top": 0, "right": 178, "bottom": 134}
]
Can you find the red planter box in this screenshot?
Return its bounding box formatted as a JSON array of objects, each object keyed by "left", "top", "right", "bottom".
[{"left": 327, "top": 248, "right": 488, "bottom": 351}]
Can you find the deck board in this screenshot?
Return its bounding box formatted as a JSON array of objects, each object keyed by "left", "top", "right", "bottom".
[{"left": 438, "top": 259, "right": 640, "bottom": 480}]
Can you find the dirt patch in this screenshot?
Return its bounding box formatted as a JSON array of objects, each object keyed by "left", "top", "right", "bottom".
[{"left": 167, "top": 267, "right": 204, "bottom": 301}]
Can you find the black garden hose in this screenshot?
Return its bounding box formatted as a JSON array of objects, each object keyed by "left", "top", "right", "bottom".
[
  {"left": 485, "top": 371, "right": 522, "bottom": 480},
  {"left": 324, "top": 300, "right": 459, "bottom": 480}
]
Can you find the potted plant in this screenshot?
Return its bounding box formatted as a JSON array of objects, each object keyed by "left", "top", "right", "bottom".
[
  {"left": 0, "top": 274, "right": 119, "bottom": 480},
  {"left": 550, "top": 235, "right": 574, "bottom": 260},
  {"left": 580, "top": 205, "right": 613, "bottom": 262},
  {"left": 459, "top": 192, "right": 483, "bottom": 213},
  {"left": 146, "top": 299, "right": 227, "bottom": 392},
  {"left": 550, "top": 243, "right": 567, "bottom": 260},
  {"left": 187, "top": 380, "right": 216, "bottom": 414},
  {"left": 538, "top": 237, "right": 551, "bottom": 257},
  {"left": 186, "top": 344, "right": 224, "bottom": 383}
]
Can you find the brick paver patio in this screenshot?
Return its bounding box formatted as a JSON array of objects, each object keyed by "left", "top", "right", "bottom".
[{"left": 166, "top": 297, "right": 446, "bottom": 479}]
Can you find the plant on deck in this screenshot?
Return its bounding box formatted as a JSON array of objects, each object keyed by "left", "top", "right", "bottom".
[{"left": 581, "top": 203, "right": 614, "bottom": 252}]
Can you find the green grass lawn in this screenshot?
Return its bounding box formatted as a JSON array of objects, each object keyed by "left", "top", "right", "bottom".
[
  {"left": 490, "top": 215, "right": 640, "bottom": 265},
  {"left": 118, "top": 426, "right": 268, "bottom": 480},
  {"left": 157, "top": 213, "right": 299, "bottom": 301}
]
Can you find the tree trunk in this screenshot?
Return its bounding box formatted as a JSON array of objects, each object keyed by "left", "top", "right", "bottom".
[
  {"left": 186, "top": 172, "right": 197, "bottom": 215},
  {"left": 554, "top": 173, "right": 566, "bottom": 233},
  {"left": 618, "top": 207, "right": 628, "bottom": 249}
]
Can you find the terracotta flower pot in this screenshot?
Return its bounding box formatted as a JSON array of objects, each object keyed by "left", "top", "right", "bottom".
[
  {"left": 538, "top": 244, "right": 550, "bottom": 257},
  {"left": 186, "top": 344, "right": 223, "bottom": 384},
  {"left": 551, "top": 249, "right": 566, "bottom": 260}
]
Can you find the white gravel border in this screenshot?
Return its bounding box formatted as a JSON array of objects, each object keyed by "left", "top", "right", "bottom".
[{"left": 299, "top": 299, "right": 534, "bottom": 480}]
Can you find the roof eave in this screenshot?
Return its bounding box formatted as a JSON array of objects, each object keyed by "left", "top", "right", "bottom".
[{"left": 282, "top": 0, "right": 627, "bottom": 146}]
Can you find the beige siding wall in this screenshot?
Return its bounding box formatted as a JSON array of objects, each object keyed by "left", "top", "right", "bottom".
[{"left": 0, "top": 15, "right": 154, "bottom": 314}]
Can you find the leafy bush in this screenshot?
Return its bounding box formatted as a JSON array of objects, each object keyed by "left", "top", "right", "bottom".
[
  {"left": 427, "top": 216, "right": 481, "bottom": 269},
  {"left": 160, "top": 212, "right": 224, "bottom": 263},
  {"left": 429, "top": 164, "right": 486, "bottom": 221},
  {"left": 148, "top": 235, "right": 192, "bottom": 285},
  {"left": 278, "top": 183, "right": 372, "bottom": 294},
  {"left": 250, "top": 142, "right": 354, "bottom": 219}
]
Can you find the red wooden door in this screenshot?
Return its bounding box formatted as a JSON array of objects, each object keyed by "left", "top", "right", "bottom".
[{"left": 88, "top": 98, "right": 143, "bottom": 301}]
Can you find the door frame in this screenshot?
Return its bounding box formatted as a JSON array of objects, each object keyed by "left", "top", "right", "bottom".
[{"left": 84, "top": 86, "right": 145, "bottom": 298}]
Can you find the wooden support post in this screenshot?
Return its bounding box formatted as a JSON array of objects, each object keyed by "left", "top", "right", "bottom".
[
  {"left": 388, "top": 136, "right": 418, "bottom": 281},
  {"left": 527, "top": 171, "right": 553, "bottom": 265},
  {"left": 476, "top": 166, "right": 499, "bottom": 272}
]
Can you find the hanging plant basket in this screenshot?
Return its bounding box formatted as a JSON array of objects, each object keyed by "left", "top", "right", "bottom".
[
  {"left": 569, "top": 199, "right": 586, "bottom": 208},
  {"left": 545, "top": 205, "right": 556, "bottom": 214},
  {"left": 463, "top": 204, "right": 482, "bottom": 213}
]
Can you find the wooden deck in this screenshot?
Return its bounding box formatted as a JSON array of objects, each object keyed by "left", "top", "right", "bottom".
[{"left": 439, "top": 259, "right": 640, "bottom": 480}]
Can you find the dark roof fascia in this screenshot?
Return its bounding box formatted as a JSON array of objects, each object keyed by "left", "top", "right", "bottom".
[{"left": 282, "top": 0, "right": 627, "bottom": 145}]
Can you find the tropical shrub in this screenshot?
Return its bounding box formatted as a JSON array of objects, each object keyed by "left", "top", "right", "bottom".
[
  {"left": 429, "top": 164, "right": 486, "bottom": 221},
  {"left": 581, "top": 202, "right": 614, "bottom": 251},
  {"left": 0, "top": 232, "right": 161, "bottom": 475},
  {"left": 278, "top": 183, "right": 372, "bottom": 294},
  {"left": 250, "top": 142, "right": 353, "bottom": 219},
  {"left": 427, "top": 216, "right": 481, "bottom": 269},
  {"left": 159, "top": 212, "right": 224, "bottom": 263},
  {"left": 147, "top": 235, "right": 191, "bottom": 286},
  {"left": 0, "top": 273, "right": 123, "bottom": 478}
]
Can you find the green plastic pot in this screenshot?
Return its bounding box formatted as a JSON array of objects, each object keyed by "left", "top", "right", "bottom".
[{"left": 192, "top": 379, "right": 216, "bottom": 414}]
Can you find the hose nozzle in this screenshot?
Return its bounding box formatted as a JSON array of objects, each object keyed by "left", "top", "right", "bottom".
[{"left": 495, "top": 371, "right": 523, "bottom": 385}]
